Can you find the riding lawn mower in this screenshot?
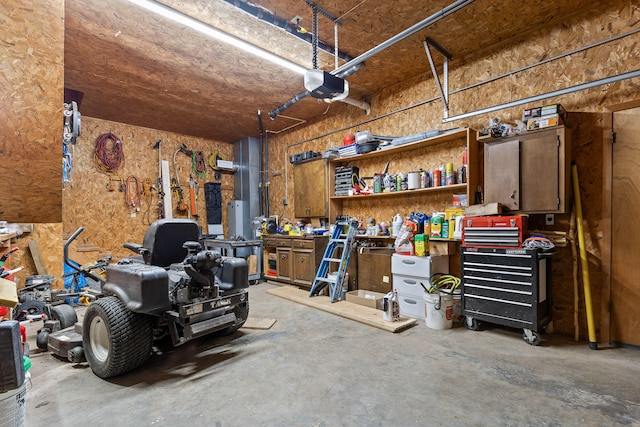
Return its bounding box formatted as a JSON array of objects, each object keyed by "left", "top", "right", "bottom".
[{"left": 46, "top": 219, "right": 250, "bottom": 378}]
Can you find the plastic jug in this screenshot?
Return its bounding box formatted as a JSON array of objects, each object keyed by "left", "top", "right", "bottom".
[
  {"left": 392, "top": 214, "right": 403, "bottom": 236},
  {"left": 383, "top": 290, "right": 400, "bottom": 322}
]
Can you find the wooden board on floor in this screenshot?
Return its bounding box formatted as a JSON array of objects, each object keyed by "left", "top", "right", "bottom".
[
  {"left": 266, "top": 285, "right": 416, "bottom": 333},
  {"left": 241, "top": 317, "right": 276, "bottom": 330}
]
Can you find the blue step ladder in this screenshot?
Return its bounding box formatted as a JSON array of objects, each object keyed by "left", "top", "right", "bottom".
[{"left": 309, "top": 217, "right": 359, "bottom": 302}]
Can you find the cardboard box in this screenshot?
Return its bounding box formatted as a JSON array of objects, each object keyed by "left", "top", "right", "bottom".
[
  {"left": 346, "top": 289, "right": 386, "bottom": 310},
  {"left": 429, "top": 240, "right": 458, "bottom": 256},
  {"left": 464, "top": 202, "right": 503, "bottom": 217},
  {"left": 0, "top": 278, "right": 18, "bottom": 309},
  {"left": 523, "top": 103, "right": 566, "bottom": 123},
  {"left": 527, "top": 113, "right": 563, "bottom": 130},
  {"left": 357, "top": 247, "right": 393, "bottom": 294}
]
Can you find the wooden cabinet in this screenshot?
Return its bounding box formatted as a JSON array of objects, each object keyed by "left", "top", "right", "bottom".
[
  {"left": 328, "top": 128, "right": 480, "bottom": 221},
  {"left": 292, "top": 239, "right": 315, "bottom": 287},
  {"left": 483, "top": 126, "right": 570, "bottom": 213},
  {"left": 276, "top": 247, "right": 292, "bottom": 282},
  {"left": 294, "top": 158, "right": 329, "bottom": 218},
  {"left": 263, "top": 235, "right": 328, "bottom": 288}
]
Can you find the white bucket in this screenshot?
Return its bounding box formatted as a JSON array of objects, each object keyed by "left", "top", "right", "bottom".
[
  {"left": 423, "top": 292, "right": 454, "bottom": 330},
  {"left": 0, "top": 381, "right": 26, "bottom": 427}
]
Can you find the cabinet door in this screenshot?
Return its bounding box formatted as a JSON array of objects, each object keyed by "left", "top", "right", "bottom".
[
  {"left": 294, "top": 159, "right": 328, "bottom": 218},
  {"left": 484, "top": 127, "right": 568, "bottom": 213},
  {"left": 520, "top": 133, "right": 560, "bottom": 212},
  {"left": 292, "top": 248, "right": 314, "bottom": 288},
  {"left": 484, "top": 139, "right": 520, "bottom": 210},
  {"left": 276, "top": 248, "right": 292, "bottom": 282}
]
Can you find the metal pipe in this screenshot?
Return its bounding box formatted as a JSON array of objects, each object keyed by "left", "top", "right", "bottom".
[
  {"left": 281, "top": 29, "right": 640, "bottom": 146},
  {"left": 268, "top": 0, "right": 475, "bottom": 119},
  {"left": 265, "top": 130, "right": 270, "bottom": 216},
  {"left": 257, "top": 110, "right": 264, "bottom": 216},
  {"left": 220, "top": 0, "right": 353, "bottom": 62},
  {"left": 332, "top": 0, "right": 475, "bottom": 76},
  {"left": 269, "top": 90, "right": 310, "bottom": 119},
  {"left": 443, "top": 69, "right": 640, "bottom": 123},
  {"left": 450, "top": 27, "right": 640, "bottom": 97}
]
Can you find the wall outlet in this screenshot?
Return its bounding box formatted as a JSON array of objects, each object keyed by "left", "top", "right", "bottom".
[{"left": 545, "top": 214, "right": 554, "bottom": 225}]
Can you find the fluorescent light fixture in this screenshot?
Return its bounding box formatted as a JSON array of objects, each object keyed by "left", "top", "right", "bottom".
[{"left": 127, "top": 0, "right": 308, "bottom": 75}]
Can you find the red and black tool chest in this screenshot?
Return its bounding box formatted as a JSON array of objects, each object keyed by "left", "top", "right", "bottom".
[{"left": 462, "top": 215, "right": 528, "bottom": 248}]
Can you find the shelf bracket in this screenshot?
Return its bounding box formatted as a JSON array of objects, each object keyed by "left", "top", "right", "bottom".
[{"left": 423, "top": 37, "right": 453, "bottom": 120}]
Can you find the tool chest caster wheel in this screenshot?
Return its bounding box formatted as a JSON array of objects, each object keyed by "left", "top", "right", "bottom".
[
  {"left": 465, "top": 316, "right": 481, "bottom": 331},
  {"left": 523, "top": 329, "right": 541, "bottom": 346}
]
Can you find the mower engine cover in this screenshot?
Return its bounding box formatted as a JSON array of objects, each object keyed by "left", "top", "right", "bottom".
[{"left": 102, "top": 264, "right": 171, "bottom": 315}]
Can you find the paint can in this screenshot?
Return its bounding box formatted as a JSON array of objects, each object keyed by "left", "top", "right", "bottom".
[{"left": 407, "top": 171, "right": 420, "bottom": 190}]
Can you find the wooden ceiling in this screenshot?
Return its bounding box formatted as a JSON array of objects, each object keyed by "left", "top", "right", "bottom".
[{"left": 64, "top": 0, "right": 604, "bottom": 143}]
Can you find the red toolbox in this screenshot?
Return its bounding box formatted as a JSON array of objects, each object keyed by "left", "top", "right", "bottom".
[{"left": 462, "top": 215, "right": 528, "bottom": 248}]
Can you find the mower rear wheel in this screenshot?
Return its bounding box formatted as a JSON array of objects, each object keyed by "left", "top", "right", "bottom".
[
  {"left": 83, "top": 296, "right": 153, "bottom": 378},
  {"left": 15, "top": 300, "right": 46, "bottom": 321},
  {"left": 50, "top": 304, "right": 78, "bottom": 329}
]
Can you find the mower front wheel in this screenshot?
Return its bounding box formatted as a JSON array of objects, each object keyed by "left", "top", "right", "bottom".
[
  {"left": 219, "top": 300, "right": 249, "bottom": 335},
  {"left": 82, "top": 296, "right": 153, "bottom": 379}
]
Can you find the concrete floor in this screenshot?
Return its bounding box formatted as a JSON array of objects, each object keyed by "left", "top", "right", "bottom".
[{"left": 20, "top": 282, "right": 640, "bottom": 426}]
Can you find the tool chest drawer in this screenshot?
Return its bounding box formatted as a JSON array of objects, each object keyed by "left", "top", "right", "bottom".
[{"left": 461, "top": 247, "right": 551, "bottom": 332}]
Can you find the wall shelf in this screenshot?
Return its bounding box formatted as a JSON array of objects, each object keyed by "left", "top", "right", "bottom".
[
  {"left": 330, "top": 183, "right": 467, "bottom": 200},
  {"left": 328, "top": 127, "right": 480, "bottom": 221}
]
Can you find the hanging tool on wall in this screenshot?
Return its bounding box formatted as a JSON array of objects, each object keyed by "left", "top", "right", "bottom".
[
  {"left": 141, "top": 178, "right": 154, "bottom": 225},
  {"left": 189, "top": 174, "right": 199, "bottom": 222},
  {"left": 125, "top": 175, "right": 142, "bottom": 213},
  {"left": 192, "top": 151, "right": 207, "bottom": 179},
  {"left": 208, "top": 151, "right": 223, "bottom": 181},
  {"left": 172, "top": 144, "right": 189, "bottom": 212},
  {"left": 152, "top": 140, "right": 165, "bottom": 219},
  {"left": 62, "top": 101, "right": 81, "bottom": 186}
]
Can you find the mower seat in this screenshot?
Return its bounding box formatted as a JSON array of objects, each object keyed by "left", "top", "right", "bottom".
[{"left": 138, "top": 219, "right": 200, "bottom": 268}]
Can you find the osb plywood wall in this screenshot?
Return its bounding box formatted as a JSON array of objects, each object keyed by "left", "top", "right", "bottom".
[
  {"left": 0, "top": 0, "right": 64, "bottom": 223},
  {"left": 62, "top": 117, "right": 234, "bottom": 261},
  {"left": 0, "top": 0, "right": 65, "bottom": 287},
  {"left": 266, "top": 1, "right": 640, "bottom": 340}
]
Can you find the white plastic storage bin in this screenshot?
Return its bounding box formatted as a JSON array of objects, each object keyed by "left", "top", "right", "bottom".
[
  {"left": 391, "top": 254, "right": 449, "bottom": 319},
  {"left": 397, "top": 294, "right": 425, "bottom": 319}
]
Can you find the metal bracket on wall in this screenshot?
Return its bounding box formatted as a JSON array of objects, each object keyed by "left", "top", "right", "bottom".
[{"left": 423, "top": 37, "right": 453, "bottom": 120}]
